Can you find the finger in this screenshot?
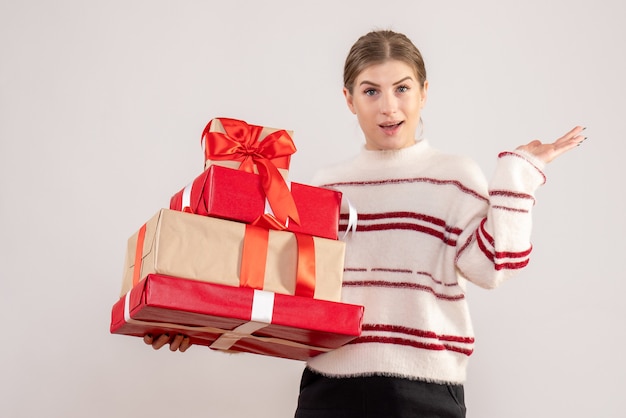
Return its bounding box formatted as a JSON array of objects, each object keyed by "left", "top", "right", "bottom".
[
  {"left": 552, "top": 135, "right": 587, "bottom": 159},
  {"left": 143, "top": 334, "right": 154, "bottom": 345},
  {"left": 556, "top": 126, "right": 585, "bottom": 144},
  {"left": 179, "top": 337, "right": 192, "bottom": 353},
  {"left": 169, "top": 334, "right": 185, "bottom": 352},
  {"left": 558, "top": 132, "right": 587, "bottom": 151},
  {"left": 152, "top": 334, "right": 171, "bottom": 350}
]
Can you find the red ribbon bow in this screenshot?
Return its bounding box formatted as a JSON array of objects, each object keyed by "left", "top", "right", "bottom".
[{"left": 202, "top": 118, "right": 300, "bottom": 225}]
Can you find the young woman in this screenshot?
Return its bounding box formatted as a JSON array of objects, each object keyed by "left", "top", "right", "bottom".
[
  {"left": 145, "top": 29, "right": 585, "bottom": 417},
  {"left": 292, "top": 30, "right": 585, "bottom": 417}
]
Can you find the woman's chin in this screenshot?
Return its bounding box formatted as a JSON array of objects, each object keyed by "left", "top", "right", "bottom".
[{"left": 365, "top": 137, "right": 416, "bottom": 151}]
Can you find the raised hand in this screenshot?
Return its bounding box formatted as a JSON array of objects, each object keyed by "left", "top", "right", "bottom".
[{"left": 516, "top": 126, "right": 587, "bottom": 164}]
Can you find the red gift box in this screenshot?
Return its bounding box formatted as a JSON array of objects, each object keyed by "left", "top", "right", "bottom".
[
  {"left": 170, "top": 165, "right": 342, "bottom": 240},
  {"left": 202, "top": 117, "right": 298, "bottom": 225},
  {"left": 111, "top": 274, "right": 364, "bottom": 361}
]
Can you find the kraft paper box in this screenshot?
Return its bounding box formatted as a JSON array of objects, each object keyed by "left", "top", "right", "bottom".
[
  {"left": 202, "top": 117, "right": 294, "bottom": 180},
  {"left": 111, "top": 274, "right": 364, "bottom": 361},
  {"left": 121, "top": 209, "right": 345, "bottom": 301},
  {"left": 170, "top": 164, "right": 342, "bottom": 240}
]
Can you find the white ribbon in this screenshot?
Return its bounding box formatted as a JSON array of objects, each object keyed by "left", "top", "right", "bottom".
[
  {"left": 342, "top": 195, "right": 358, "bottom": 239},
  {"left": 264, "top": 180, "right": 291, "bottom": 228},
  {"left": 181, "top": 181, "right": 193, "bottom": 211},
  {"left": 250, "top": 289, "right": 275, "bottom": 323},
  {"left": 324, "top": 187, "right": 358, "bottom": 240},
  {"left": 210, "top": 289, "right": 275, "bottom": 350}
]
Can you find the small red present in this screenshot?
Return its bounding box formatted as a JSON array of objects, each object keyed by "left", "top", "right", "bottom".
[
  {"left": 110, "top": 274, "right": 364, "bottom": 361},
  {"left": 170, "top": 165, "right": 342, "bottom": 240},
  {"left": 202, "top": 117, "right": 298, "bottom": 225}
]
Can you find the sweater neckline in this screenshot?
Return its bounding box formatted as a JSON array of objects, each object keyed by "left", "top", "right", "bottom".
[{"left": 354, "top": 139, "right": 432, "bottom": 166}]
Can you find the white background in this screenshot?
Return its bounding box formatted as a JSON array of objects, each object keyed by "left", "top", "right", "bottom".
[{"left": 1, "top": 1, "right": 624, "bottom": 417}]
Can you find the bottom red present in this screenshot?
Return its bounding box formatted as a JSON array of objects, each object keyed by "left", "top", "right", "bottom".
[{"left": 110, "top": 274, "right": 364, "bottom": 361}]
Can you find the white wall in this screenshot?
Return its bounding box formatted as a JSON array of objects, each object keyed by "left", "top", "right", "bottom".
[{"left": 1, "top": 1, "right": 623, "bottom": 417}]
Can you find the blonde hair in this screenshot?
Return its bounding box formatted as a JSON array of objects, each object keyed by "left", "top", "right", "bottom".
[{"left": 343, "top": 30, "right": 427, "bottom": 94}]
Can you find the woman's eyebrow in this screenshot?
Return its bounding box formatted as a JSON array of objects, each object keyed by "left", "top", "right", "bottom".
[
  {"left": 359, "top": 80, "right": 380, "bottom": 87},
  {"left": 393, "top": 76, "right": 413, "bottom": 85},
  {"left": 358, "top": 76, "right": 414, "bottom": 88}
]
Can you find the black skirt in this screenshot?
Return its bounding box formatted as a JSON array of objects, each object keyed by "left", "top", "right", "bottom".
[{"left": 294, "top": 367, "right": 466, "bottom": 418}]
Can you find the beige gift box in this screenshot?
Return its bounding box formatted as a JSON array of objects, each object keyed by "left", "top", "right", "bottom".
[{"left": 121, "top": 209, "right": 345, "bottom": 302}]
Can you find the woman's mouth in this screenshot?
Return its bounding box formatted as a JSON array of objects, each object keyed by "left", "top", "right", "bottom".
[{"left": 379, "top": 121, "right": 404, "bottom": 134}]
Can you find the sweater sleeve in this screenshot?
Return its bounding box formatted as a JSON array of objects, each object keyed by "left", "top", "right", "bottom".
[{"left": 455, "top": 151, "right": 546, "bottom": 289}]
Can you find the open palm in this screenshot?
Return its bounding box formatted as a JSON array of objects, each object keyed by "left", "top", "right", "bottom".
[{"left": 516, "top": 126, "right": 586, "bottom": 163}]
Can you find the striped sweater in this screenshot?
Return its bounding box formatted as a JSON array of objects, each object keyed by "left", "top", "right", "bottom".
[{"left": 306, "top": 139, "right": 546, "bottom": 384}]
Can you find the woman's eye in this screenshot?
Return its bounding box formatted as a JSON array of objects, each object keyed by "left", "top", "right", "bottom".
[
  {"left": 364, "top": 88, "right": 377, "bottom": 96},
  {"left": 397, "top": 85, "right": 409, "bottom": 93}
]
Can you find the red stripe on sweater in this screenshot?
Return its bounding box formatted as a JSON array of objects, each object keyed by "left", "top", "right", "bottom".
[
  {"left": 340, "top": 211, "right": 462, "bottom": 239},
  {"left": 342, "top": 280, "right": 465, "bottom": 301},
  {"left": 495, "top": 246, "right": 532, "bottom": 259},
  {"left": 444, "top": 344, "right": 474, "bottom": 356},
  {"left": 476, "top": 226, "right": 495, "bottom": 263},
  {"left": 490, "top": 189, "right": 535, "bottom": 202},
  {"left": 322, "top": 177, "right": 489, "bottom": 203},
  {"left": 347, "top": 222, "right": 457, "bottom": 246},
  {"left": 475, "top": 226, "right": 531, "bottom": 269},
  {"left": 479, "top": 218, "right": 532, "bottom": 259},
  {"left": 349, "top": 336, "right": 473, "bottom": 356},
  {"left": 492, "top": 205, "right": 530, "bottom": 213},
  {"left": 352, "top": 335, "right": 444, "bottom": 351},
  {"left": 455, "top": 234, "right": 473, "bottom": 261},
  {"left": 479, "top": 218, "right": 494, "bottom": 246},
  {"left": 363, "top": 323, "right": 475, "bottom": 344},
  {"left": 350, "top": 211, "right": 463, "bottom": 235},
  {"left": 495, "top": 259, "right": 529, "bottom": 271},
  {"left": 490, "top": 190, "right": 534, "bottom": 213},
  {"left": 344, "top": 267, "right": 460, "bottom": 288},
  {"left": 371, "top": 267, "right": 412, "bottom": 274},
  {"left": 416, "top": 270, "right": 459, "bottom": 287}
]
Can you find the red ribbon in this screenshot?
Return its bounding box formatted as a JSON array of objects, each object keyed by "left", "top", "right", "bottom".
[
  {"left": 132, "top": 223, "right": 147, "bottom": 287},
  {"left": 202, "top": 118, "right": 300, "bottom": 225},
  {"left": 294, "top": 232, "right": 316, "bottom": 298},
  {"left": 240, "top": 224, "right": 269, "bottom": 291},
  {"left": 240, "top": 214, "right": 316, "bottom": 298}
]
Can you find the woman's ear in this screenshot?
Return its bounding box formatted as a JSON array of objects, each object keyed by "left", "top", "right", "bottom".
[
  {"left": 420, "top": 80, "right": 429, "bottom": 109},
  {"left": 343, "top": 87, "right": 356, "bottom": 114}
]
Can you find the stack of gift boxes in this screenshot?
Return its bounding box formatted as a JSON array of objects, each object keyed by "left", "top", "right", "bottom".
[{"left": 110, "top": 117, "right": 363, "bottom": 361}]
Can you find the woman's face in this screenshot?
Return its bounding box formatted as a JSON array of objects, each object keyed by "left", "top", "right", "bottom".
[{"left": 344, "top": 59, "right": 428, "bottom": 151}]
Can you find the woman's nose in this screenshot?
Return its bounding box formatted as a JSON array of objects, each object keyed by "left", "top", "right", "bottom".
[{"left": 379, "top": 93, "right": 398, "bottom": 115}]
